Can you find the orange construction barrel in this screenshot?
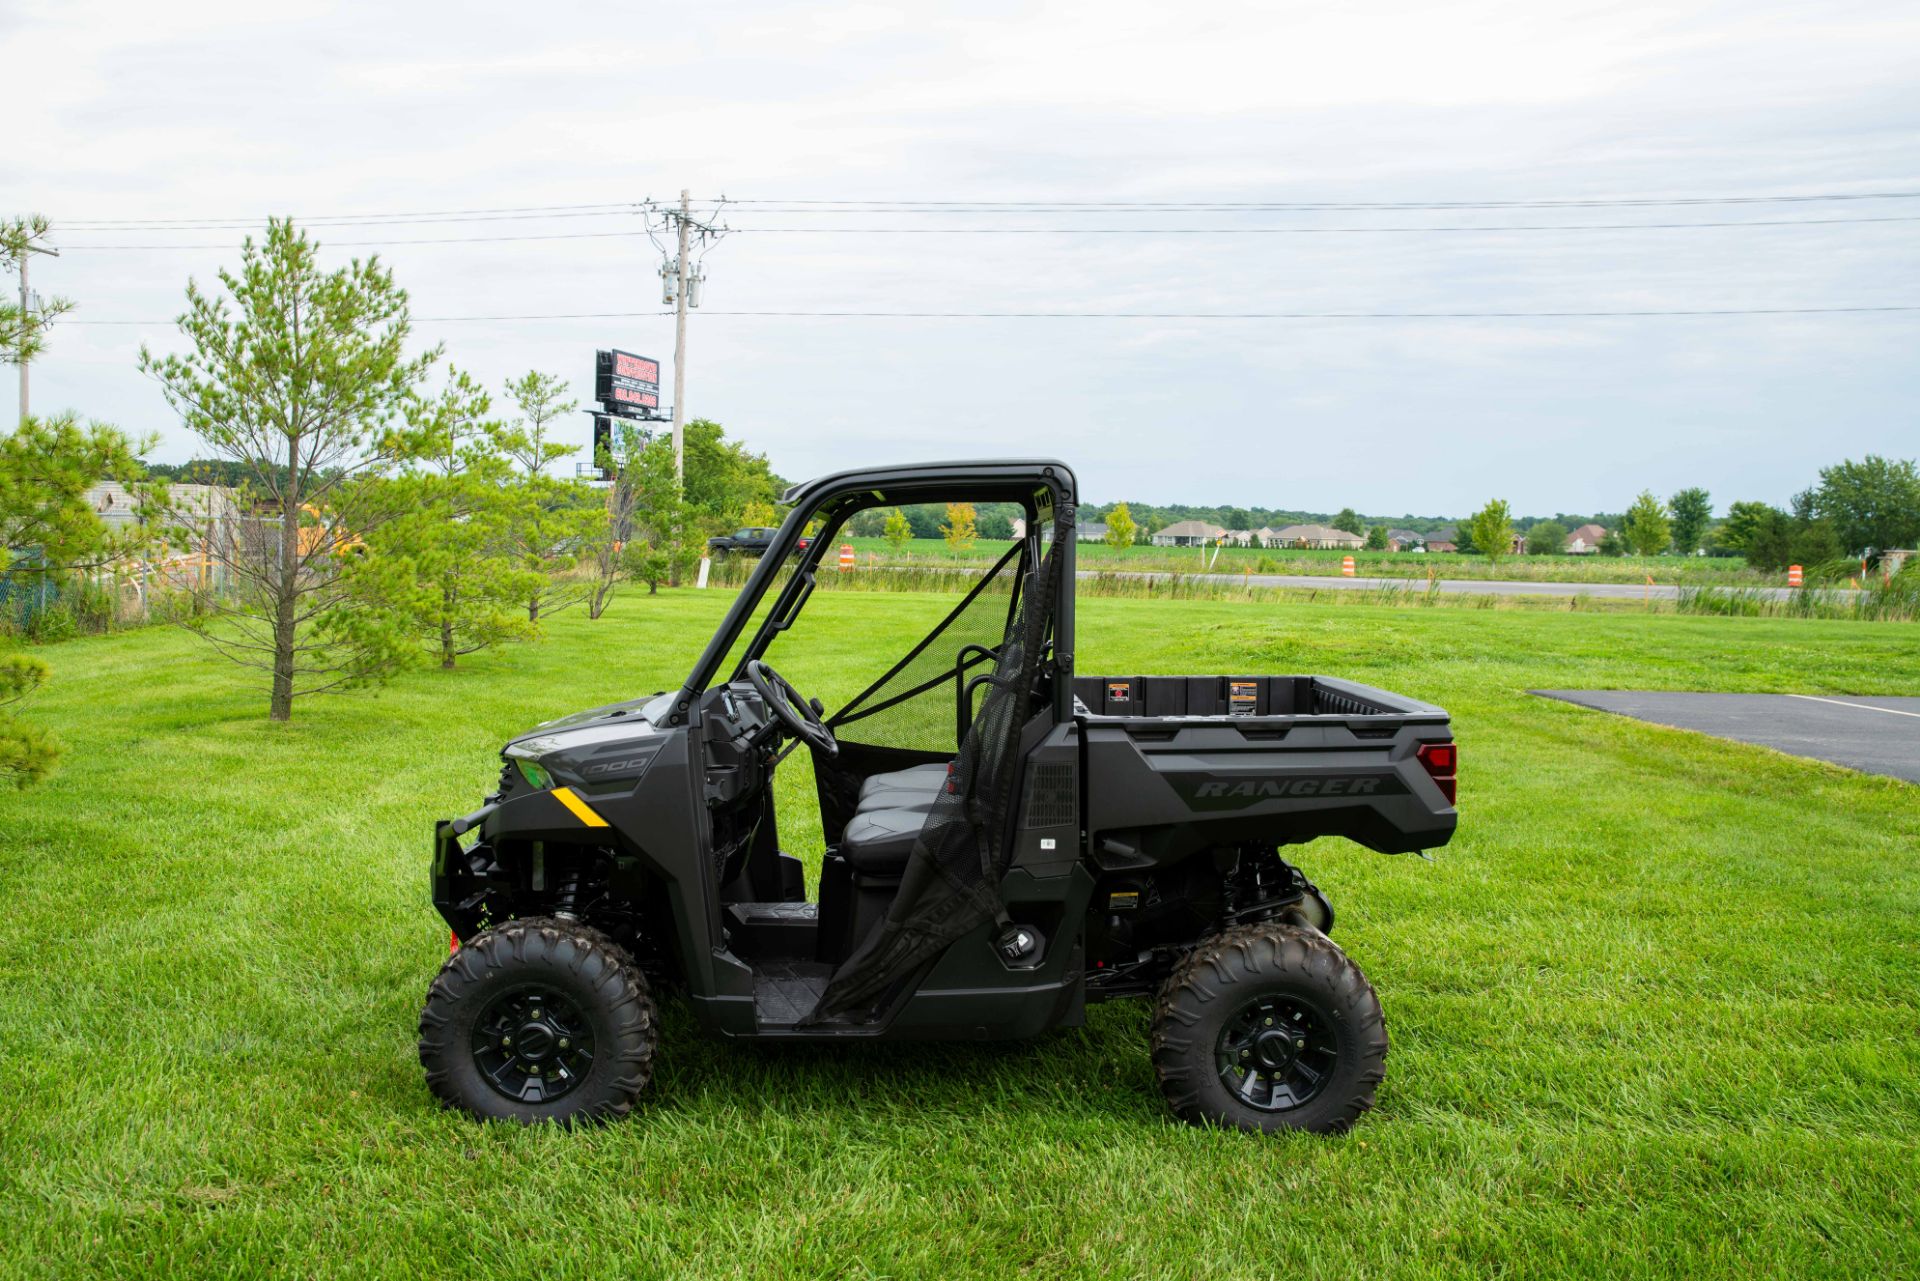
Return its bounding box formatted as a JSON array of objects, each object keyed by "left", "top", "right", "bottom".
[
  {"left": 1341, "top": 555, "right": 1356, "bottom": 577},
  {"left": 1788, "top": 564, "right": 1803, "bottom": 588},
  {"left": 839, "top": 544, "right": 855, "bottom": 571}
]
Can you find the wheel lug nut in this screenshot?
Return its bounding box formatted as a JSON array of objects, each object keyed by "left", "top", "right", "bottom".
[
  {"left": 502, "top": 1036, "right": 512, "bottom": 1047},
  {"left": 558, "top": 1038, "right": 570, "bottom": 1049}
]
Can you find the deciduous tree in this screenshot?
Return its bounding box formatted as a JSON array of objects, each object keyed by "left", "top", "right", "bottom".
[
  {"left": 1105, "top": 502, "right": 1137, "bottom": 550},
  {"left": 139, "top": 219, "right": 440, "bottom": 721},
  {"left": 941, "top": 502, "right": 978, "bottom": 550},
  {"left": 1525, "top": 520, "right": 1567, "bottom": 555},
  {"left": 1811, "top": 455, "right": 1920, "bottom": 554},
  {"left": 1744, "top": 508, "right": 1794, "bottom": 572},
  {"left": 1463, "top": 499, "right": 1515, "bottom": 568},
  {"left": 1719, "top": 500, "right": 1775, "bottom": 555},
  {"left": 618, "top": 433, "right": 699, "bottom": 595},
  {"left": 883, "top": 508, "right": 913, "bottom": 552},
  {"left": 582, "top": 422, "right": 649, "bottom": 619},
  {"left": 1332, "top": 507, "right": 1362, "bottom": 538},
  {"left": 1622, "top": 491, "right": 1673, "bottom": 557},
  {"left": 1364, "top": 524, "right": 1390, "bottom": 551},
  {"left": 1669, "top": 487, "right": 1713, "bottom": 556}
]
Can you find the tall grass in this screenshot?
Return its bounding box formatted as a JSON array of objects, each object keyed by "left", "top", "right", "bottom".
[
  {"left": 840, "top": 537, "right": 1768, "bottom": 586},
  {"left": 1677, "top": 568, "right": 1920, "bottom": 623},
  {"left": 706, "top": 557, "right": 1660, "bottom": 614},
  {"left": 1681, "top": 572, "right": 1920, "bottom": 626}
]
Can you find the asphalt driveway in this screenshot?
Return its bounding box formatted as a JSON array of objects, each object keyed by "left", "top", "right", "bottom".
[{"left": 1532, "top": 690, "right": 1920, "bottom": 783}]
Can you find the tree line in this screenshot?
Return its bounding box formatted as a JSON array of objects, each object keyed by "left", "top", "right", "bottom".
[
  {"left": 1441, "top": 464, "right": 1917, "bottom": 570},
  {"left": 1084, "top": 465, "right": 1918, "bottom": 570}
]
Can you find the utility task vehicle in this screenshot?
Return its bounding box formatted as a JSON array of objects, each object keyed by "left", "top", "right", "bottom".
[{"left": 421, "top": 460, "right": 1458, "bottom": 1134}]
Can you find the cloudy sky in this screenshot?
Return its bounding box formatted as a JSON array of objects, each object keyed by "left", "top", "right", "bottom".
[{"left": 8, "top": 0, "right": 1918, "bottom": 516}]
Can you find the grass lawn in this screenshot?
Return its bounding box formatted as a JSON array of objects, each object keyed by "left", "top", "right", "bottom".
[
  {"left": 2, "top": 591, "right": 1917, "bottom": 1278},
  {"left": 841, "top": 536, "right": 1767, "bottom": 586}
]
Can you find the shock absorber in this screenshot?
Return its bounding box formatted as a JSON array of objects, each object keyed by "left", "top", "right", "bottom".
[{"left": 554, "top": 865, "right": 583, "bottom": 921}]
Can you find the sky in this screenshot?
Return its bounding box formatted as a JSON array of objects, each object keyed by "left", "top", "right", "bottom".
[{"left": 6, "top": 0, "right": 1918, "bottom": 517}]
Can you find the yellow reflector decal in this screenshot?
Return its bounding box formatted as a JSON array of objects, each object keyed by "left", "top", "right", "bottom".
[{"left": 551, "top": 786, "right": 609, "bottom": 828}]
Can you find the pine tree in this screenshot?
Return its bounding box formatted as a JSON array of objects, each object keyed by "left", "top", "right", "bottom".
[
  {"left": 140, "top": 220, "right": 439, "bottom": 721},
  {"left": 0, "top": 654, "right": 60, "bottom": 789},
  {"left": 357, "top": 370, "right": 541, "bottom": 668}
]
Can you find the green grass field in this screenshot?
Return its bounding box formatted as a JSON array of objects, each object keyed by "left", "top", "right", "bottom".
[
  {"left": 3, "top": 591, "right": 1917, "bottom": 1277},
  {"left": 841, "top": 536, "right": 1768, "bottom": 586}
]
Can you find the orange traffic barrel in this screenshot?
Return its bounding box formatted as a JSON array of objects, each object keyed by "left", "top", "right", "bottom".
[
  {"left": 839, "top": 543, "right": 855, "bottom": 571},
  {"left": 1341, "top": 555, "right": 1356, "bottom": 577},
  {"left": 1788, "top": 564, "right": 1804, "bottom": 587}
]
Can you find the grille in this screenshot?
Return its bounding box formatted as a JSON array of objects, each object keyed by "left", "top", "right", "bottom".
[{"left": 1023, "top": 762, "right": 1077, "bottom": 828}]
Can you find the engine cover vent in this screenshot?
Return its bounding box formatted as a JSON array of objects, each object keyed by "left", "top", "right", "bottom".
[{"left": 1022, "top": 762, "right": 1077, "bottom": 828}]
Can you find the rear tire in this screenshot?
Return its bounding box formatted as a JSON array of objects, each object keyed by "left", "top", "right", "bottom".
[
  {"left": 419, "top": 916, "right": 657, "bottom": 1125},
  {"left": 1151, "top": 922, "right": 1386, "bottom": 1135}
]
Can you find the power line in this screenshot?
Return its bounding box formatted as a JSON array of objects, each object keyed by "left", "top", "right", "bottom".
[
  {"left": 63, "top": 304, "right": 1920, "bottom": 325},
  {"left": 725, "top": 191, "right": 1920, "bottom": 209},
  {"left": 55, "top": 202, "right": 642, "bottom": 229},
  {"left": 685, "top": 215, "right": 1920, "bottom": 233},
  {"left": 49, "top": 212, "right": 1920, "bottom": 250},
  {"left": 45, "top": 187, "right": 1920, "bottom": 230},
  {"left": 63, "top": 231, "right": 655, "bottom": 249}
]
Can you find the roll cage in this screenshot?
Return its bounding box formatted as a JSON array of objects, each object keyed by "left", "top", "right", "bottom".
[{"left": 670, "top": 459, "right": 1080, "bottom": 727}]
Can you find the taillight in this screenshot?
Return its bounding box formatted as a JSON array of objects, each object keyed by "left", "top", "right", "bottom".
[{"left": 1417, "top": 742, "right": 1457, "bottom": 805}]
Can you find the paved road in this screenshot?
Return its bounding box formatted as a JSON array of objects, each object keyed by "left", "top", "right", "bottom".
[
  {"left": 1533, "top": 690, "right": 1920, "bottom": 783},
  {"left": 1078, "top": 569, "right": 1840, "bottom": 602}
]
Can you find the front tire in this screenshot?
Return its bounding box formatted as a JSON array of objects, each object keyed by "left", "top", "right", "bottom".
[
  {"left": 1151, "top": 923, "right": 1387, "bottom": 1135},
  {"left": 419, "top": 917, "right": 657, "bottom": 1125}
]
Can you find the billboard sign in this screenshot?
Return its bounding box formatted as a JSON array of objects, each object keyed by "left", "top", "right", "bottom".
[
  {"left": 589, "top": 413, "right": 652, "bottom": 480},
  {"left": 596, "top": 349, "right": 661, "bottom": 417}
]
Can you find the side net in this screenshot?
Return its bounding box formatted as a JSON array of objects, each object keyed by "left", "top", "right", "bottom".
[
  {"left": 811, "top": 507, "right": 1069, "bottom": 1021},
  {"left": 825, "top": 541, "right": 1026, "bottom": 754}
]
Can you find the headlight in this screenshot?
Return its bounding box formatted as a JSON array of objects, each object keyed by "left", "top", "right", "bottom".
[{"left": 515, "top": 758, "right": 554, "bottom": 790}]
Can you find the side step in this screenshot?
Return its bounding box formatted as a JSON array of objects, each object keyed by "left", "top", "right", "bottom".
[
  {"left": 752, "top": 960, "right": 832, "bottom": 1027},
  {"left": 725, "top": 900, "right": 819, "bottom": 960}
]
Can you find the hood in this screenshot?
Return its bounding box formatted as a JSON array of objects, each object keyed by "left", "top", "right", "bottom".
[{"left": 503, "top": 691, "right": 675, "bottom": 757}]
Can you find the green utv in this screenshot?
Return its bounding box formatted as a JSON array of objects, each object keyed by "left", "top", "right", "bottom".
[{"left": 421, "top": 459, "right": 1458, "bottom": 1134}]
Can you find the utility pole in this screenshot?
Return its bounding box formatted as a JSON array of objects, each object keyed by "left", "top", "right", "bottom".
[
  {"left": 671, "top": 188, "right": 690, "bottom": 488},
  {"left": 16, "top": 250, "right": 25, "bottom": 428},
  {"left": 652, "top": 191, "right": 721, "bottom": 488},
  {"left": 649, "top": 192, "right": 722, "bottom": 587},
  {"left": 17, "top": 246, "right": 54, "bottom": 429},
  {"left": 15, "top": 242, "right": 58, "bottom": 428}
]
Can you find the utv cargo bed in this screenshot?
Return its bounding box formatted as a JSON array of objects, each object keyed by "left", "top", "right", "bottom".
[{"left": 1070, "top": 674, "right": 1456, "bottom": 857}]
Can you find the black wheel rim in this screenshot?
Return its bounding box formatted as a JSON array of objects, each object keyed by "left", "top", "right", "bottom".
[
  {"left": 471, "top": 984, "right": 596, "bottom": 1104},
  {"left": 1216, "top": 994, "right": 1337, "bottom": 1113}
]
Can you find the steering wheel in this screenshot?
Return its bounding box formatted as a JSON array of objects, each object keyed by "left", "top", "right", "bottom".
[{"left": 745, "top": 660, "right": 839, "bottom": 757}]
